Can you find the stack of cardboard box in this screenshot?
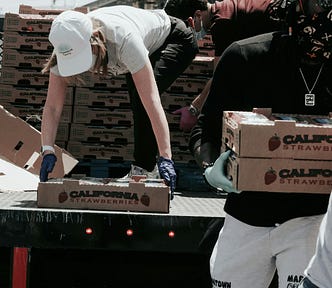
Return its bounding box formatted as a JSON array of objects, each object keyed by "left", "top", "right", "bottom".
[
  {"left": 67, "top": 72, "right": 135, "bottom": 161},
  {"left": 0, "top": 10, "right": 72, "bottom": 147},
  {"left": 222, "top": 108, "right": 332, "bottom": 193},
  {"left": 161, "top": 35, "right": 215, "bottom": 164}
]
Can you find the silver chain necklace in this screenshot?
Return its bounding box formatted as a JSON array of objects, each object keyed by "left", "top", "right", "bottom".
[{"left": 299, "top": 63, "right": 324, "bottom": 106}]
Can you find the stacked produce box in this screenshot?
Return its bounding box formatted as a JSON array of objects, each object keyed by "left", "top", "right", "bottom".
[
  {"left": 67, "top": 72, "right": 135, "bottom": 161},
  {"left": 161, "top": 35, "right": 215, "bottom": 165},
  {"left": 0, "top": 8, "right": 72, "bottom": 148},
  {"left": 222, "top": 108, "right": 332, "bottom": 193}
]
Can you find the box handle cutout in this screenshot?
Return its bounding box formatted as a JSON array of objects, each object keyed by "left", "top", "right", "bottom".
[{"left": 14, "top": 141, "right": 24, "bottom": 151}]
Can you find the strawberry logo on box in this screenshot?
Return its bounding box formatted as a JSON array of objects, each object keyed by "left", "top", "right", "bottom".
[
  {"left": 140, "top": 194, "right": 150, "bottom": 206},
  {"left": 265, "top": 168, "right": 277, "bottom": 185},
  {"left": 58, "top": 191, "right": 68, "bottom": 203},
  {"left": 268, "top": 134, "right": 281, "bottom": 151}
]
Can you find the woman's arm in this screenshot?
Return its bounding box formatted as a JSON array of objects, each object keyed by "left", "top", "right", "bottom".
[
  {"left": 132, "top": 62, "right": 172, "bottom": 160},
  {"left": 41, "top": 72, "right": 67, "bottom": 154}
]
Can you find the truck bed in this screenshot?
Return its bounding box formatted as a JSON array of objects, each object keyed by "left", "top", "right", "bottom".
[{"left": 0, "top": 188, "right": 226, "bottom": 253}]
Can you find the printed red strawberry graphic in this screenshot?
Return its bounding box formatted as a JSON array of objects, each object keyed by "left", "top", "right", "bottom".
[
  {"left": 264, "top": 168, "right": 277, "bottom": 185},
  {"left": 140, "top": 194, "right": 150, "bottom": 206},
  {"left": 58, "top": 191, "right": 68, "bottom": 203},
  {"left": 268, "top": 134, "right": 281, "bottom": 151}
]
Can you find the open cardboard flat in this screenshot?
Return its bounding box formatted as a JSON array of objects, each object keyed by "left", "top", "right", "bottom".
[{"left": 0, "top": 105, "right": 78, "bottom": 178}]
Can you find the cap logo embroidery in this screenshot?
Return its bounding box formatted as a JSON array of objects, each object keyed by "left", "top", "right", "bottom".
[{"left": 58, "top": 44, "right": 74, "bottom": 56}]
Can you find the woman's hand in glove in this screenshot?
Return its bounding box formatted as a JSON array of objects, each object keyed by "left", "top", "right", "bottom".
[
  {"left": 158, "top": 156, "right": 177, "bottom": 199},
  {"left": 39, "top": 154, "right": 57, "bottom": 182}
]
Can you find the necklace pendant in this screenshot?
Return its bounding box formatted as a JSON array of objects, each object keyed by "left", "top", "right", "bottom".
[{"left": 305, "top": 93, "right": 315, "bottom": 106}]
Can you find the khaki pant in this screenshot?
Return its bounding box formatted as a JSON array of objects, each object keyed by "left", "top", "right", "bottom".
[
  {"left": 303, "top": 194, "right": 332, "bottom": 288},
  {"left": 210, "top": 213, "right": 323, "bottom": 288}
]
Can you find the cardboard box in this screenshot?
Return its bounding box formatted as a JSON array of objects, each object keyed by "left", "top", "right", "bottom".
[
  {"left": 4, "top": 12, "right": 54, "bottom": 33},
  {"left": 2, "top": 48, "right": 50, "bottom": 69},
  {"left": 3, "top": 103, "right": 72, "bottom": 123},
  {"left": 161, "top": 92, "right": 194, "bottom": 110},
  {"left": 0, "top": 105, "right": 78, "bottom": 177},
  {"left": 0, "top": 67, "right": 49, "bottom": 86},
  {"left": 197, "top": 48, "right": 215, "bottom": 57},
  {"left": 168, "top": 76, "right": 209, "bottom": 93},
  {"left": 70, "top": 124, "right": 133, "bottom": 143},
  {"left": 37, "top": 177, "right": 170, "bottom": 213},
  {"left": 3, "top": 31, "right": 52, "bottom": 51},
  {"left": 19, "top": 4, "right": 88, "bottom": 15},
  {"left": 75, "top": 87, "right": 130, "bottom": 108},
  {"left": 223, "top": 109, "right": 332, "bottom": 160},
  {"left": 0, "top": 84, "right": 73, "bottom": 106},
  {"left": 170, "top": 130, "right": 190, "bottom": 147},
  {"left": 73, "top": 106, "right": 133, "bottom": 125},
  {"left": 172, "top": 147, "right": 195, "bottom": 164},
  {"left": 197, "top": 34, "right": 214, "bottom": 49},
  {"left": 67, "top": 142, "right": 134, "bottom": 161},
  {"left": 78, "top": 73, "right": 127, "bottom": 89},
  {"left": 183, "top": 56, "right": 214, "bottom": 75},
  {"left": 227, "top": 156, "right": 332, "bottom": 194},
  {"left": 165, "top": 111, "right": 180, "bottom": 130},
  {"left": 22, "top": 118, "right": 70, "bottom": 142}
]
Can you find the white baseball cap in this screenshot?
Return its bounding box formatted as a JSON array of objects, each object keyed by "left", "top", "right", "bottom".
[{"left": 49, "top": 10, "right": 93, "bottom": 77}]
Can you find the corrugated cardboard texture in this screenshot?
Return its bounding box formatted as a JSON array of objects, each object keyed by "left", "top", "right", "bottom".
[{"left": 0, "top": 106, "right": 78, "bottom": 177}]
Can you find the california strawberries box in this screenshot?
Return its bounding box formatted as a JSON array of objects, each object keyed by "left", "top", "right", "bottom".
[
  {"left": 227, "top": 156, "right": 332, "bottom": 194},
  {"left": 37, "top": 177, "right": 170, "bottom": 213},
  {"left": 223, "top": 108, "right": 332, "bottom": 160},
  {"left": 3, "top": 12, "right": 54, "bottom": 33}
]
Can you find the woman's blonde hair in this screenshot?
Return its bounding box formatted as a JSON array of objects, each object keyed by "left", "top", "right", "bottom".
[
  {"left": 42, "top": 27, "right": 108, "bottom": 84},
  {"left": 90, "top": 28, "right": 108, "bottom": 74}
]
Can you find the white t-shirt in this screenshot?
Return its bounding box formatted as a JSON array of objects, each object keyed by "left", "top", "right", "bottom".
[{"left": 51, "top": 6, "right": 171, "bottom": 76}]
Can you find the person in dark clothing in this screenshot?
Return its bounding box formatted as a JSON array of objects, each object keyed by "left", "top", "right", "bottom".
[
  {"left": 165, "top": 0, "right": 283, "bottom": 133},
  {"left": 193, "top": 0, "right": 332, "bottom": 286}
]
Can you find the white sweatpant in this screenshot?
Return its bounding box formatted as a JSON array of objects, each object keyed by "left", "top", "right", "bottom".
[
  {"left": 210, "top": 213, "right": 323, "bottom": 288},
  {"left": 305, "top": 194, "right": 332, "bottom": 288}
]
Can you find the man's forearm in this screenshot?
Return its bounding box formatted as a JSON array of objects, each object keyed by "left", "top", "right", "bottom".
[{"left": 191, "top": 77, "right": 212, "bottom": 112}]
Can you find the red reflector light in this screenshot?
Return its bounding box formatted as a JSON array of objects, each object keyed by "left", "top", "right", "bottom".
[
  {"left": 126, "top": 229, "right": 134, "bottom": 236},
  {"left": 168, "top": 230, "right": 175, "bottom": 238},
  {"left": 85, "top": 227, "right": 93, "bottom": 235}
]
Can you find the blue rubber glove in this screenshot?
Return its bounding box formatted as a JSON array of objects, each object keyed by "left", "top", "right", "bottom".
[
  {"left": 158, "top": 156, "right": 177, "bottom": 199},
  {"left": 204, "top": 150, "right": 241, "bottom": 193},
  {"left": 39, "top": 154, "right": 57, "bottom": 182}
]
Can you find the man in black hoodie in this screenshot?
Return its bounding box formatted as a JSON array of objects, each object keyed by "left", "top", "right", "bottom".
[{"left": 197, "top": 0, "right": 332, "bottom": 287}]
